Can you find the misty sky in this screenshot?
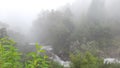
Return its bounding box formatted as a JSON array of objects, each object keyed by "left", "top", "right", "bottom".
[{"left": 0, "top": 0, "right": 75, "bottom": 33}]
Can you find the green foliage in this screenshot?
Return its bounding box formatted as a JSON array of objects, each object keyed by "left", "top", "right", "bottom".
[
  {"left": 32, "top": 9, "right": 74, "bottom": 57},
  {"left": 100, "top": 63, "right": 120, "bottom": 68},
  {"left": 0, "top": 27, "right": 8, "bottom": 39},
  {"left": 31, "top": 6, "right": 114, "bottom": 59},
  {"left": 48, "top": 60, "right": 64, "bottom": 68},
  {"left": 70, "top": 52, "right": 103, "bottom": 68},
  {"left": 0, "top": 38, "right": 49, "bottom": 68},
  {"left": 0, "top": 37, "right": 22, "bottom": 68},
  {"left": 25, "top": 43, "right": 49, "bottom": 68},
  {"left": 70, "top": 51, "right": 120, "bottom": 68}
]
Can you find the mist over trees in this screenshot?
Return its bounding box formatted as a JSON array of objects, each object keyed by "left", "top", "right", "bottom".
[
  {"left": 0, "top": 22, "right": 8, "bottom": 38},
  {"left": 31, "top": 0, "right": 120, "bottom": 60},
  {"left": 0, "top": 0, "right": 120, "bottom": 62},
  {"left": 1, "top": 0, "right": 120, "bottom": 68}
]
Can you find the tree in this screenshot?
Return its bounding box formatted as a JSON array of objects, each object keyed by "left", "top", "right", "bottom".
[
  {"left": 0, "top": 22, "right": 8, "bottom": 38},
  {"left": 70, "top": 52, "right": 103, "bottom": 68},
  {"left": 32, "top": 9, "right": 74, "bottom": 60},
  {"left": 88, "top": 0, "right": 106, "bottom": 23}
]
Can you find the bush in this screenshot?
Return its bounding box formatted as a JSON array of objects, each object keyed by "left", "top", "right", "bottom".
[
  {"left": 0, "top": 37, "right": 22, "bottom": 68},
  {"left": 2, "top": 37, "right": 120, "bottom": 68},
  {"left": 101, "top": 63, "right": 120, "bottom": 68},
  {"left": 0, "top": 38, "right": 49, "bottom": 68},
  {"left": 25, "top": 43, "right": 49, "bottom": 68},
  {"left": 70, "top": 52, "right": 103, "bottom": 68},
  {"left": 48, "top": 60, "right": 64, "bottom": 68}
]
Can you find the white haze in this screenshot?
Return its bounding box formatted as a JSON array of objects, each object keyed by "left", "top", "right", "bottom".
[
  {"left": 0, "top": 0, "right": 75, "bottom": 34},
  {"left": 0, "top": 0, "right": 116, "bottom": 35}
]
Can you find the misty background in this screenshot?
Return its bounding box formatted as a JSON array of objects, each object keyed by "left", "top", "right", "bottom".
[
  {"left": 0, "top": 0, "right": 117, "bottom": 34},
  {"left": 1, "top": 0, "right": 120, "bottom": 64},
  {"left": 0, "top": 0, "right": 74, "bottom": 34}
]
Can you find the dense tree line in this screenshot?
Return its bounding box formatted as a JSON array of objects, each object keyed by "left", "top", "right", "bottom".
[{"left": 31, "top": 0, "right": 120, "bottom": 59}]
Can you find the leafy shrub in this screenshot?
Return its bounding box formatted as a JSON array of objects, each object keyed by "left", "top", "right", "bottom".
[
  {"left": 0, "top": 37, "right": 22, "bottom": 68},
  {"left": 101, "top": 63, "right": 120, "bottom": 68},
  {"left": 2, "top": 37, "right": 120, "bottom": 68},
  {"left": 25, "top": 43, "right": 49, "bottom": 68},
  {"left": 0, "top": 38, "right": 49, "bottom": 68},
  {"left": 48, "top": 60, "right": 64, "bottom": 68},
  {"left": 70, "top": 52, "right": 103, "bottom": 68}
]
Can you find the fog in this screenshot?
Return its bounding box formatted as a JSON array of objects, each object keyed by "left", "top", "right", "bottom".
[
  {"left": 0, "top": 0, "right": 93, "bottom": 34},
  {"left": 0, "top": 0, "right": 74, "bottom": 34},
  {"left": 1, "top": 0, "right": 119, "bottom": 39},
  {"left": 1, "top": 0, "right": 120, "bottom": 67}
]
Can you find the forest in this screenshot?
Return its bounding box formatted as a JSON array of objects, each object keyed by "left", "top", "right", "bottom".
[{"left": 1, "top": 0, "right": 120, "bottom": 68}]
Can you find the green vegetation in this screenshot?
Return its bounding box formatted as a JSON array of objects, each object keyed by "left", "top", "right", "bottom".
[
  {"left": 70, "top": 52, "right": 120, "bottom": 68},
  {"left": 1, "top": 0, "right": 120, "bottom": 67},
  {"left": 0, "top": 38, "right": 49, "bottom": 68},
  {"left": 31, "top": 2, "right": 115, "bottom": 59},
  {"left": 0, "top": 38, "right": 22, "bottom": 68},
  {"left": 1, "top": 38, "right": 120, "bottom": 68},
  {"left": 70, "top": 52, "right": 103, "bottom": 68},
  {"left": 101, "top": 63, "right": 120, "bottom": 68},
  {"left": 25, "top": 43, "right": 49, "bottom": 68},
  {"left": 29, "top": 0, "right": 120, "bottom": 60},
  {"left": 49, "top": 61, "right": 64, "bottom": 68}
]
